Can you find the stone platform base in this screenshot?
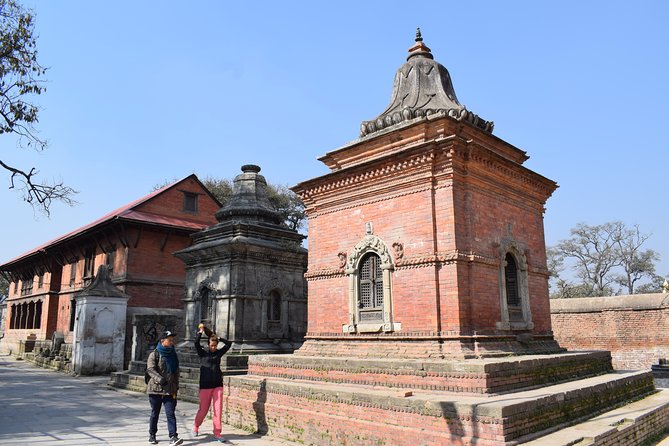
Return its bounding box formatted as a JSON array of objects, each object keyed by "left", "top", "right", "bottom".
[
  {"left": 109, "top": 355, "right": 248, "bottom": 403},
  {"left": 299, "top": 334, "right": 565, "bottom": 360},
  {"left": 249, "top": 351, "right": 613, "bottom": 394},
  {"left": 222, "top": 358, "right": 666, "bottom": 445}
]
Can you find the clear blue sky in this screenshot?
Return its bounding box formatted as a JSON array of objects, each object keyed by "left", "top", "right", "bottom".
[{"left": 2, "top": 1, "right": 668, "bottom": 283}]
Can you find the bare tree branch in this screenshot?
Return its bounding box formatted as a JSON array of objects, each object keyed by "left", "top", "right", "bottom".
[
  {"left": 0, "top": 158, "right": 76, "bottom": 216},
  {"left": 0, "top": 0, "right": 75, "bottom": 213}
]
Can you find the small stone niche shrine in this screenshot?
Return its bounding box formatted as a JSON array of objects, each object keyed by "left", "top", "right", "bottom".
[{"left": 221, "top": 31, "right": 669, "bottom": 446}]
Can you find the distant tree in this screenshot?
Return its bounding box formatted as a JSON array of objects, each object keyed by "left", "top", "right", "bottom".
[
  {"left": 0, "top": 0, "right": 76, "bottom": 214},
  {"left": 200, "top": 176, "right": 232, "bottom": 204},
  {"left": 547, "top": 246, "right": 569, "bottom": 298},
  {"left": 202, "top": 177, "right": 305, "bottom": 232},
  {"left": 547, "top": 247, "right": 594, "bottom": 299},
  {"left": 634, "top": 273, "right": 665, "bottom": 294},
  {"left": 0, "top": 273, "right": 8, "bottom": 296},
  {"left": 265, "top": 183, "right": 306, "bottom": 232},
  {"left": 611, "top": 224, "right": 659, "bottom": 294},
  {"left": 549, "top": 221, "right": 662, "bottom": 298},
  {"left": 552, "top": 222, "right": 623, "bottom": 297}
]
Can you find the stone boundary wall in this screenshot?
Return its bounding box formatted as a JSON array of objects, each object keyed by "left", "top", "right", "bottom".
[{"left": 550, "top": 293, "right": 669, "bottom": 370}]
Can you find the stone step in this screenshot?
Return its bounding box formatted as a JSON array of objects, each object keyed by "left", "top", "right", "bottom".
[
  {"left": 23, "top": 352, "right": 73, "bottom": 374},
  {"left": 248, "top": 350, "right": 614, "bottom": 394},
  {"left": 521, "top": 388, "right": 669, "bottom": 445},
  {"left": 109, "top": 365, "right": 248, "bottom": 404},
  {"left": 128, "top": 356, "right": 248, "bottom": 376},
  {"left": 223, "top": 370, "right": 661, "bottom": 445}
]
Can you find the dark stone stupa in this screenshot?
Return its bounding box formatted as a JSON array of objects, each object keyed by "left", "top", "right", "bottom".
[{"left": 175, "top": 165, "right": 307, "bottom": 353}]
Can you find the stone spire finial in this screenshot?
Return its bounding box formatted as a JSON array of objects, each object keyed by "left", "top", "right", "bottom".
[
  {"left": 415, "top": 27, "right": 423, "bottom": 42},
  {"left": 663, "top": 279, "right": 669, "bottom": 293},
  {"left": 241, "top": 164, "right": 261, "bottom": 174},
  {"left": 214, "top": 164, "right": 282, "bottom": 225}
]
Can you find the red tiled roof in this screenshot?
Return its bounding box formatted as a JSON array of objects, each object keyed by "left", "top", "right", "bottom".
[
  {"left": 1, "top": 175, "right": 213, "bottom": 268},
  {"left": 120, "top": 210, "right": 209, "bottom": 230}
]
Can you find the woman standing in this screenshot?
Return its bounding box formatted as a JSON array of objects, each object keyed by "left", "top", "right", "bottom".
[{"left": 193, "top": 324, "right": 232, "bottom": 443}]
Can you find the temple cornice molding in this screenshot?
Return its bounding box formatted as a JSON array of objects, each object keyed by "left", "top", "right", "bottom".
[
  {"left": 298, "top": 149, "right": 437, "bottom": 199},
  {"left": 296, "top": 138, "right": 555, "bottom": 218},
  {"left": 448, "top": 143, "right": 558, "bottom": 200},
  {"left": 305, "top": 248, "right": 549, "bottom": 279}
]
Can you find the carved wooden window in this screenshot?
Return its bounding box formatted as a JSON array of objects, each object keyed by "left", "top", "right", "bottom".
[
  {"left": 69, "top": 299, "right": 76, "bottom": 332},
  {"left": 37, "top": 273, "right": 44, "bottom": 289},
  {"left": 26, "top": 301, "right": 35, "bottom": 329},
  {"left": 358, "top": 253, "right": 384, "bottom": 322},
  {"left": 20, "top": 302, "right": 27, "bottom": 328},
  {"left": 183, "top": 192, "right": 199, "bottom": 213},
  {"left": 267, "top": 290, "right": 281, "bottom": 322},
  {"left": 10, "top": 304, "right": 17, "bottom": 329},
  {"left": 34, "top": 301, "right": 42, "bottom": 329},
  {"left": 504, "top": 253, "right": 522, "bottom": 322},
  {"left": 20, "top": 277, "right": 33, "bottom": 296},
  {"left": 69, "top": 261, "right": 77, "bottom": 286},
  {"left": 106, "top": 247, "right": 116, "bottom": 274},
  {"left": 83, "top": 248, "right": 95, "bottom": 285}
]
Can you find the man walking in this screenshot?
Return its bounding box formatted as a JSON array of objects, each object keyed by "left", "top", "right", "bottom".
[{"left": 146, "top": 330, "right": 183, "bottom": 445}]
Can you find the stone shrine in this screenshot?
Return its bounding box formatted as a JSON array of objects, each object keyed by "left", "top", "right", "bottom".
[
  {"left": 220, "top": 31, "right": 669, "bottom": 445},
  {"left": 72, "top": 265, "right": 129, "bottom": 375},
  {"left": 175, "top": 165, "right": 308, "bottom": 353}
]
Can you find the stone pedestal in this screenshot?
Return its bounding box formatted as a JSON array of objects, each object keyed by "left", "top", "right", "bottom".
[{"left": 652, "top": 358, "right": 669, "bottom": 379}]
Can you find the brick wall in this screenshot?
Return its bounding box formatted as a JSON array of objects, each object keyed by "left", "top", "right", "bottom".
[
  {"left": 123, "top": 228, "right": 192, "bottom": 309},
  {"left": 550, "top": 294, "right": 669, "bottom": 370},
  {"left": 135, "top": 175, "right": 220, "bottom": 222}
]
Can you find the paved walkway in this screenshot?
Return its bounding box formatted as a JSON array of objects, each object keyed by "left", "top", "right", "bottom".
[{"left": 0, "top": 354, "right": 299, "bottom": 446}]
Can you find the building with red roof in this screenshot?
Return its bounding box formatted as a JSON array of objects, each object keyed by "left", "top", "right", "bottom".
[{"left": 0, "top": 174, "right": 221, "bottom": 367}]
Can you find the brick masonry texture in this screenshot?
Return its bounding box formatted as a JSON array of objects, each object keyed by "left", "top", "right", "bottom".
[
  {"left": 247, "top": 351, "right": 613, "bottom": 394},
  {"left": 550, "top": 293, "right": 669, "bottom": 370},
  {"left": 293, "top": 117, "right": 559, "bottom": 357},
  {"left": 222, "top": 371, "right": 656, "bottom": 446}
]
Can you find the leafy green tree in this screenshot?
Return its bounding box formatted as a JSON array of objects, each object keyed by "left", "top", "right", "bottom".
[{"left": 0, "top": 0, "right": 75, "bottom": 214}]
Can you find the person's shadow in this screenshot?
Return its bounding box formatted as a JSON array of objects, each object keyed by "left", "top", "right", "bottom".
[{"left": 252, "top": 379, "right": 268, "bottom": 435}]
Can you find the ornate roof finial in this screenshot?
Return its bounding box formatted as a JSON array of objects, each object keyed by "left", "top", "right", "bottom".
[
  {"left": 359, "top": 30, "right": 495, "bottom": 138},
  {"left": 407, "top": 28, "right": 432, "bottom": 61}
]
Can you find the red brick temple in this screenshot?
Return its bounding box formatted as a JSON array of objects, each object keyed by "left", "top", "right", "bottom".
[{"left": 221, "top": 30, "right": 669, "bottom": 445}]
